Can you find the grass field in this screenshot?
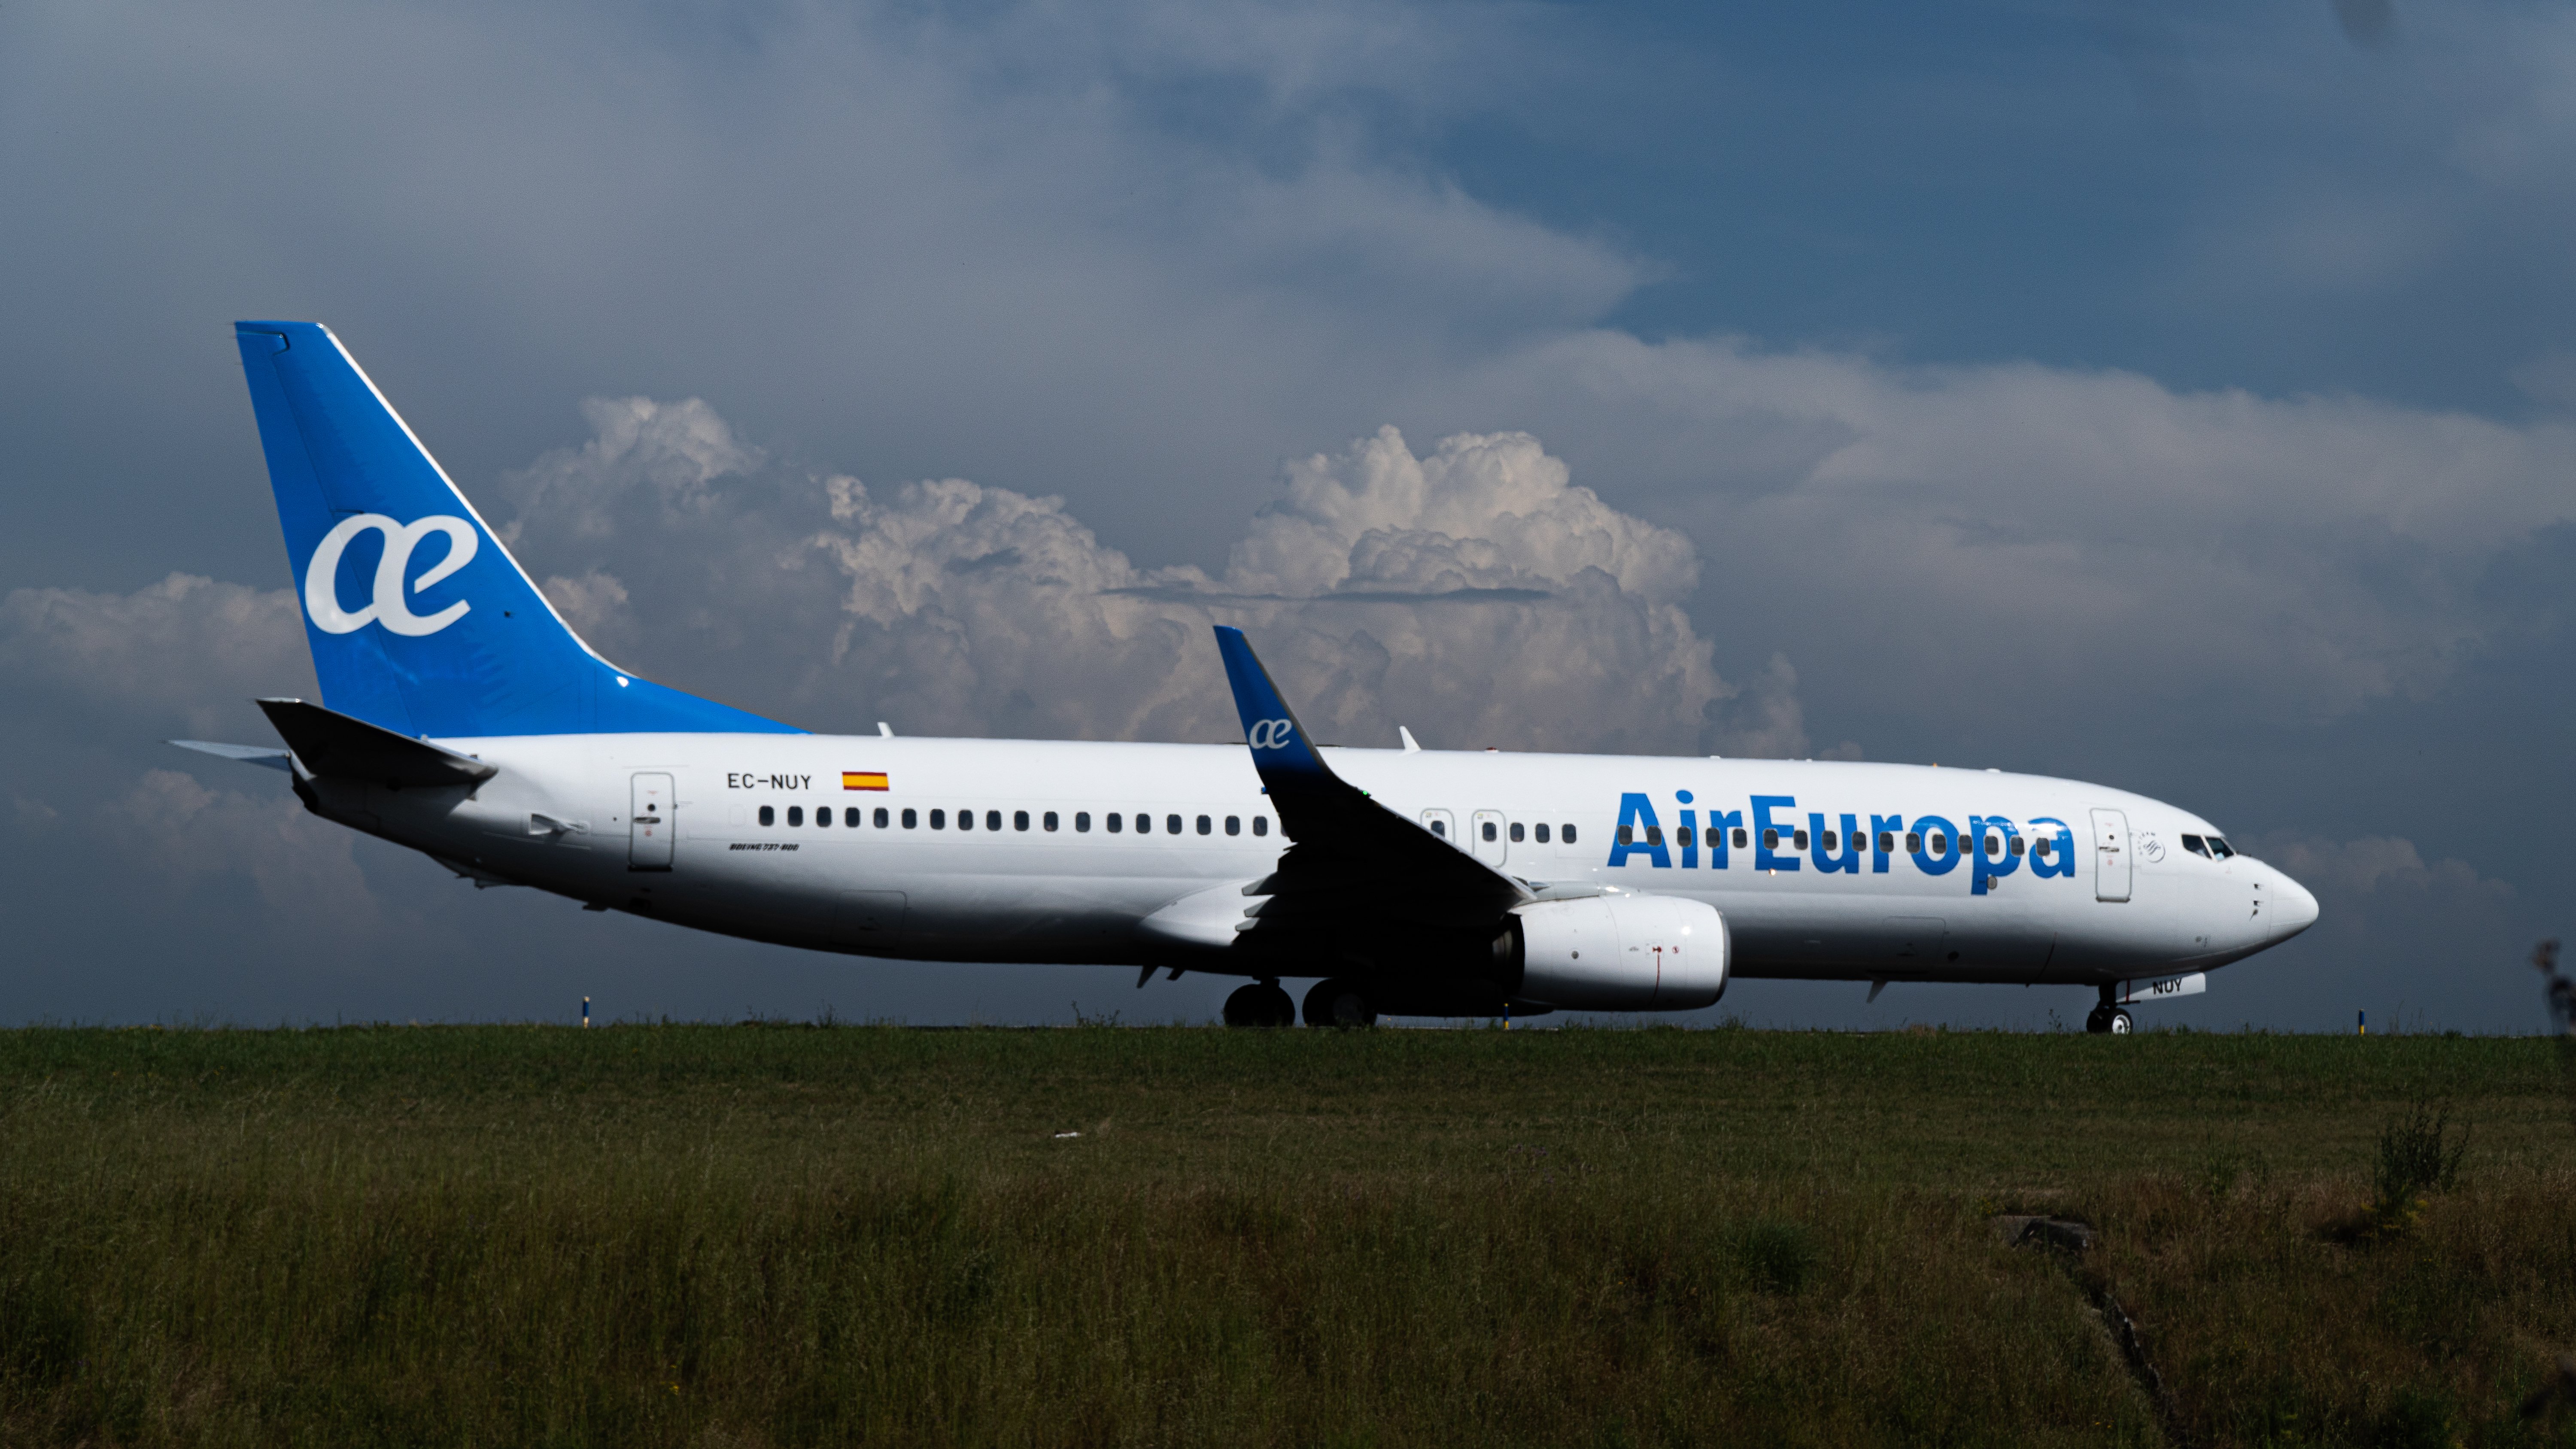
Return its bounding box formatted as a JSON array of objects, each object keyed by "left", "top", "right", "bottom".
[{"left": 2, "top": 1023, "right": 2572, "bottom": 1448}]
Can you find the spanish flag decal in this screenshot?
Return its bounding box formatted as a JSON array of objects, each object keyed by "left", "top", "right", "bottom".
[{"left": 842, "top": 772, "right": 890, "bottom": 791}]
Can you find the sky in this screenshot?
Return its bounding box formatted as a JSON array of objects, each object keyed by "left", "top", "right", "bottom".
[{"left": 3, "top": 0, "right": 2573, "bottom": 1032}]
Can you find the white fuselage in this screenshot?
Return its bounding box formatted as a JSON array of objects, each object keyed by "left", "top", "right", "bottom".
[{"left": 302, "top": 732, "right": 2320, "bottom": 992}]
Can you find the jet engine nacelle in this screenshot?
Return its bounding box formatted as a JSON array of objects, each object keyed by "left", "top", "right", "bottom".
[{"left": 1510, "top": 894, "right": 1729, "bottom": 1011}]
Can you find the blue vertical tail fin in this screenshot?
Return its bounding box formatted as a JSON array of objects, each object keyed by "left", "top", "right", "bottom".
[{"left": 234, "top": 321, "right": 796, "bottom": 738}]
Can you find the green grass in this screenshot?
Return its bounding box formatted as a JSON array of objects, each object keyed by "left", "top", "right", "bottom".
[{"left": 1, "top": 1024, "right": 2571, "bottom": 1447}]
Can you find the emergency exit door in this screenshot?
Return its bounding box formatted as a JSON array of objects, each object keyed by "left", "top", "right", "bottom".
[
  {"left": 1471, "top": 809, "right": 1509, "bottom": 865},
  {"left": 630, "top": 773, "right": 674, "bottom": 870},
  {"left": 2090, "top": 808, "right": 2129, "bottom": 902}
]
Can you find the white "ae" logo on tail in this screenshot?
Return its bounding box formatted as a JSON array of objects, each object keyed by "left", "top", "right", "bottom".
[
  {"left": 1249, "top": 718, "right": 1296, "bottom": 749},
  {"left": 304, "top": 513, "right": 479, "bottom": 636}
]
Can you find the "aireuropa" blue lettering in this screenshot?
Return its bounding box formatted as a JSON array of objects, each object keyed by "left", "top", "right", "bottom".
[{"left": 1603, "top": 792, "right": 2083, "bottom": 894}]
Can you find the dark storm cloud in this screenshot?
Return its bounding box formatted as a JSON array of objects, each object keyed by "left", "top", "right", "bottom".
[{"left": 3, "top": 0, "right": 2573, "bottom": 1032}]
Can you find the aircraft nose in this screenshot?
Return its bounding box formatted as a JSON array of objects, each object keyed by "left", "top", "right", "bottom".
[{"left": 2270, "top": 869, "right": 2320, "bottom": 940}]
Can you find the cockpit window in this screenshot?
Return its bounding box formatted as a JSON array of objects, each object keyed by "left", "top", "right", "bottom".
[
  {"left": 2208, "top": 837, "right": 2235, "bottom": 858},
  {"left": 2183, "top": 834, "right": 2210, "bottom": 858}
]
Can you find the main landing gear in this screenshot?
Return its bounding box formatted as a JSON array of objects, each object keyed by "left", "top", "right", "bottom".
[
  {"left": 2084, "top": 983, "right": 2133, "bottom": 1036},
  {"left": 1219, "top": 977, "right": 1381, "bottom": 1028},
  {"left": 1221, "top": 979, "right": 1296, "bottom": 1028},
  {"left": 1303, "top": 978, "right": 1379, "bottom": 1028}
]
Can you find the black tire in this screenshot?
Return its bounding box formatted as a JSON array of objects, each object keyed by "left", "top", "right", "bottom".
[
  {"left": 2108, "top": 1009, "right": 2133, "bottom": 1035},
  {"left": 1303, "top": 978, "right": 1378, "bottom": 1028},
  {"left": 1223, "top": 983, "right": 1296, "bottom": 1028},
  {"left": 2084, "top": 1007, "right": 2111, "bottom": 1035}
]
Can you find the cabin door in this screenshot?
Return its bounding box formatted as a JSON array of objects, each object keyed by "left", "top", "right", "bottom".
[
  {"left": 1419, "top": 808, "right": 1457, "bottom": 846},
  {"left": 2090, "top": 808, "right": 2129, "bottom": 903},
  {"left": 1471, "top": 810, "right": 1509, "bottom": 866},
  {"left": 630, "top": 773, "right": 674, "bottom": 871}
]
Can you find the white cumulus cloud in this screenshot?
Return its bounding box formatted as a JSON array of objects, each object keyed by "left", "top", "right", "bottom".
[
  {"left": 497, "top": 401, "right": 1823, "bottom": 758},
  {"left": 0, "top": 574, "right": 313, "bottom": 737}
]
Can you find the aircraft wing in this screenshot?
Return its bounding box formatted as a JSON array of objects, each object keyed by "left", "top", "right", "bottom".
[{"left": 1212, "top": 626, "right": 1530, "bottom": 944}]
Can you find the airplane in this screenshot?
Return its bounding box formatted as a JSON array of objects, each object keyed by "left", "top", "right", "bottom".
[{"left": 176, "top": 321, "right": 2320, "bottom": 1034}]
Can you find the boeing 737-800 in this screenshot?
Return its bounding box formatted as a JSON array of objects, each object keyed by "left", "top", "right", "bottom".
[{"left": 178, "top": 321, "right": 2318, "bottom": 1032}]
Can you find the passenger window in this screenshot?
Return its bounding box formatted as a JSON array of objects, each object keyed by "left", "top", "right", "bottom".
[
  {"left": 846, "top": 807, "right": 862, "bottom": 827},
  {"left": 1015, "top": 810, "right": 1030, "bottom": 831},
  {"left": 1253, "top": 817, "right": 1268, "bottom": 837},
  {"left": 873, "top": 807, "right": 888, "bottom": 828},
  {"left": 1821, "top": 831, "right": 1837, "bottom": 851},
  {"left": 1762, "top": 828, "right": 1778, "bottom": 849},
  {"left": 2009, "top": 837, "right": 2024, "bottom": 857},
  {"left": 1509, "top": 822, "right": 1524, "bottom": 842},
  {"left": 1437, "top": 820, "right": 1451, "bottom": 839},
  {"left": 759, "top": 805, "right": 775, "bottom": 827},
  {"left": 1226, "top": 815, "right": 1241, "bottom": 835},
  {"left": 1930, "top": 833, "right": 1947, "bottom": 854},
  {"left": 987, "top": 810, "right": 1002, "bottom": 831},
  {"left": 1075, "top": 812, "right": 1091, "bottom": 833},
  {"left": 2035, "top": 838, "right": 2053, "bottom": 858},
  {"left": 1984, "top": 835, "right": 1999, "bottom": 858},
  {"left": 957, "top": 809, "right": 973, "bottom": 832},
  {"left": 1793, "top": 830, "right": 1808, "bottom": 850},
  {"left": 1169, "top": 814, "right": 1184, "bottom": 835},
  {"left": 1732, "top": 828, "right": 1747, "bottom": 849},
  {"left": 787, "top": 806, "right": 805, "bottom": 827},
  {"left": 1483, "top": 822, "right": 1499, "bottom": 842},
  {"left": 1107, "top": 812, "right": 1123, "bottom": 834},
  {"left": 1042, "top": 811, "right": 1057, "bottom": 832},
  {"left": 815, "top": 807, "right": 831, "bottom": 828},
  {"left": 1616, "top": 826, "right": 1632, "bottom": 845},
  {"left": 1562, "top": 824, "right": 1577, "bottom": 844},
  {"left": 1877, "top": 832, "right": 1894, "bottom": 853},
  {"left": 1905, "top": 832, "right": 1920, "bottom": 853},
  {"left": 929, "top": 809, "right": 945, "bottom": 829},
  {"left": 1704, "top": 827, "right": 1720, "bottom": 847},
  {"left": 1649, "top": 826, "right": 1666, "bottom": 846},
  {"left": 1535, "top": 823, "right": 1550, "bottom": 844},
  {"left": 901, "top": 808, "right": 917, "bottom": 829}
]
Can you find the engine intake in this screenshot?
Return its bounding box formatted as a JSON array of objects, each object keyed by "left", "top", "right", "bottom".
[{"left": 1510, "top": 894, "right": 1729, "bottom": 1011}]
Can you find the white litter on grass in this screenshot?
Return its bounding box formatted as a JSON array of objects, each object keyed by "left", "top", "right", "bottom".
[{"left": 1053, "top": 1131, "right": 1081, "bottom": 1139}]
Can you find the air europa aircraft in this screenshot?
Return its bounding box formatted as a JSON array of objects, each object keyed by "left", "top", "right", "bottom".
[{"left": 180, "top": 321, "right": 2319, "bottom": 1033}]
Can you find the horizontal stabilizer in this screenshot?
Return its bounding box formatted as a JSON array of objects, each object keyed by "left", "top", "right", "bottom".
[
  {"left": 169, "top": 740, "right": 294, "bottom": 772},
  {"left": 256, "top": 698, "right": 498, "bottom": 788}
]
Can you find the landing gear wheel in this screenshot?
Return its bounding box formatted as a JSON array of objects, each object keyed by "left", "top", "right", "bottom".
[
  {"left": 2084, "top": 1006, "right": 2134, "bottom": 1035},
  {"left": 1222, "top": 982, "right": 1296, "bottom": 1028},
  {"left": 1303, "top": 978, "right": 1378, "bottom": 1028}
]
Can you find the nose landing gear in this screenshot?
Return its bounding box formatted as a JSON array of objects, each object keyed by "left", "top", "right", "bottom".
[{"left": 2084, "top": 984, "right": 2133, "bottom": 1035}]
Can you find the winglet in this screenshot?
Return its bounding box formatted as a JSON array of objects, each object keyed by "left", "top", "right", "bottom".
[{"left": 1214, "top": 626, "right": 1334, "bottom": 787}]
